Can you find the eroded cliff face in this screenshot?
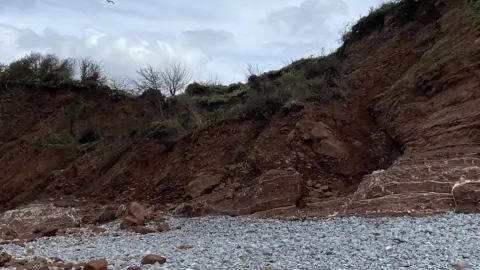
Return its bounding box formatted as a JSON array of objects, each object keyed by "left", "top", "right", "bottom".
[{"left": 1, "top": 0, "right": 479, "bottom": 219}]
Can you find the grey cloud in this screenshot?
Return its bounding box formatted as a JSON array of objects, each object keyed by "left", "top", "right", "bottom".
[
  {"left": 265, "top": 0, "right": 348, "bottom": 36},
  {"left": 0, "top": 24, "right": 210, "bottom": 81},
  {"left": 0, "top": 0, "right": 35, "bottom": 10},
  {"left": 181, "top": 29, "right": 234, "bottom": 48}
]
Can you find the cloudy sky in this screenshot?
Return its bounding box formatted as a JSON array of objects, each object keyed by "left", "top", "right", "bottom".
[{"left": 0, "top": 0, "right": 384, "bottom": 84}]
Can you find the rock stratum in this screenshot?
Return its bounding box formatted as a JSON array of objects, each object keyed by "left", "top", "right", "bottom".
[{"left": 1, "top": 0, "right": 479, "bottom": 228}]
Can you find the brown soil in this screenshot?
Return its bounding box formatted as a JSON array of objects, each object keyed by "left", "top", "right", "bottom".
[{"left": 1, "top": 0, "right": 479, "bottom": 222}]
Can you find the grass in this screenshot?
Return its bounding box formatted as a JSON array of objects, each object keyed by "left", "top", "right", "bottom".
[
  {"left": 45, "top": 130, "right": 76, "bottom": 146},
  {"left": 471, "top": 0, "right": 480, "bottom": 25},
  {"left": 192, "top": 88, "right": 247, "bottom": 105}
]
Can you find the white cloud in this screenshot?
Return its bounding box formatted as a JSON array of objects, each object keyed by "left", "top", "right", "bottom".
[{"left": 0, "top": 0, "right": 384, "bottom": 84}]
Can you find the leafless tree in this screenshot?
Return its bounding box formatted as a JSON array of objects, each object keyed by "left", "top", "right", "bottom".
[
  {"left": 160, "top": 61, "right": 192, "bottom": 96},
  {"left": 108, "top": 76, "right": 133, "bottom": 92},
  {"left": 245, "top": 62, "right": 261, "bottom": 82},
  {"left": 79, "top": 57, "right": 105, "bottom": 85},
  {"left": 135, "top": 64, "right": 166, "bottom": 119},
  {"left": 135, "top": 65, "right": 163, "bottom": 92},
  {"left": 201, "top": 74, "right": 222, "bottom": 87}
]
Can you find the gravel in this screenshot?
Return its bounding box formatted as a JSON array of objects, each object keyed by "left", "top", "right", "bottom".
[{"left": 2, "top": 213, "right": 480, "bottom": 270}]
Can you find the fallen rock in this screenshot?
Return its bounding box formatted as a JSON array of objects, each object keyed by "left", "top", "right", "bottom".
[
  {"left": 4, "top": 262, "right": 23, "bottom": 268},
  {"left": 48, "top": 257, "right": 64, "bottom": 263},
  {"left": 157, "top": 222, "right": 170, "bottom": 232},
  {"left": 185, "top": 172, "right": 225, "bottom": 198},
  {"left": 11, "top": 259, "right": 28, "bottom": 265},
  {"left": 92, "top": 205, "right": 120, "bottom": 224},
  {"left": 126, "top": 267, "right": 141, "bottom": 270},
  {"left": 453, "top": 181, "right": 480, "bottom": 213},
  {"left": 294, "top": 120, "right": 349, "bottom": 158},
  {"left": 177, "top": 244, "right": 194, "bottom": 250},
  {"left": 91, "top": 227, "right": 108, "bottom": 234},
  {"left": 27, "top": 258, "right": 48, "bottom": 266},
  {"left": 27, "top": 248, "right": 35, "bottom": 255},
  {"left": 120, "top": 202, "right": 145, "bottom": 229},
  {"left": 84, "top": 259, "right": 108, "bottom": 270},
  {"left": 141, "top": 254, "right": 166, "bottom": 265},
  {"left": 132, "top": 226, "right": 157, "bottom": 234},
  {"left": 315, "top": 138, "right": 349, "bottom": 158},
  {"left": 175, "top": 169, "right": 304, "bottom": 216},
  {"left": 34, "top": 226, "right": 58, "bottom": 237}
]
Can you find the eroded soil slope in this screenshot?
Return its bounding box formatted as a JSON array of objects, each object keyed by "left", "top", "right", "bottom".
[{"left": 1, "top": 0, "right": 479, "bottom": 219}]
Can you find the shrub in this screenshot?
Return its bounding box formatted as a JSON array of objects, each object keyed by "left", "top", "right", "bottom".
[
  {"left": 78, "top": 129, "right": 103, "bottom": 144},
  {"left": 343, "top": 0, "right": 415, "bottom": 44},
  {"left": 240, "top": 75, "right": 288, "bottom": 119},
  {"left": 3, "top": 52, "right": 76, "bottom": 84},
  {"left": 133, "top": 119, "right": 187, "bottom": 147}
]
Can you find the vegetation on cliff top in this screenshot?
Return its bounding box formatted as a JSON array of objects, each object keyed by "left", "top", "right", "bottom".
[{"left": 0, "top": 0, "right": 425, "bottom": 147}]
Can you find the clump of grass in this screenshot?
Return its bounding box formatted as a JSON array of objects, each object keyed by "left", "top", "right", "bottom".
[
  {"left": 45, "top": 130, "right": 76, "bottom": 146},
  {"left": 471, "top": 0, "right": 480, "bottom": 25},
  {"left": 132, "top": 119, "right": 187, "bottom": 148},
  {"left": 192, "top": 88, "right": 246, "bottom": 105}
]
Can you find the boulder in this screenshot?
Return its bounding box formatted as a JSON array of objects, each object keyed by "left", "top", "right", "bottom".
[
  {"left": 84, "top": 259, "right": 108, "bottom": 270},
  {"left": 120, "top": 202, "right": 145, "bottom": 229},
  {"left": 141, "top": 254, "right": 166, "bottom": 265},
  {"left": 453, "top": 181, "right": 480, "bottom": 213},
  {"left": 34, "top": 226, "right": 58, "bottom": 238},
  {"left": 294, "top": 120, "right": 349, "bottom": 158},
  {"left": 185, "top": 172, "right": 224, "bottom": 198},
  {"left": 132, "top": 226, "right": 157, "bottom": 235}
]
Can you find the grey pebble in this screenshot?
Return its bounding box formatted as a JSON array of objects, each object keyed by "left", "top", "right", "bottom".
[{"left": 1, "top": 213, "right": 480, "bottom": 269}]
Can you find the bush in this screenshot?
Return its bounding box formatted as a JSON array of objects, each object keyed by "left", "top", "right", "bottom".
[
  {"left": 78, "top": 129, "right": 103, "bottom": 144},
  {"left": 343, "top": 0, "right": 416, "bottom": 44},
  {"left": 240, "top": 74, "right": 288, "bottom": 119},
  {"left": 2, "top": 52, "right": 77, "bottom": 85},
  {"left": 133, "top": 119, "right": 187, "bottom": 147},
  {"left": 0, "top": 52, "right": 114, "bottom": 92}
]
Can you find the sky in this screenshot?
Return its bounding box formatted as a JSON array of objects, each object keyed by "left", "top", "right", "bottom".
[{"left": 0, "top": 0, "right": 384, "bottom": 84}]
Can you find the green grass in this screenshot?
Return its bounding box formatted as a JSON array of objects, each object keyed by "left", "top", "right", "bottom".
[
  {"left": 192, "top": 88, "right": 246, "bottom": 104},
  {"left": 45, "top": 130, "right": 76, "bottom": 146},
  {"left": 471, "top": 0, "right": 480, "bottom": 25}
]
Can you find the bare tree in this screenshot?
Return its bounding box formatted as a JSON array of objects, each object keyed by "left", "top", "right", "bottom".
[
  {"left": 108, "top": 76, "right": 133, "bottom": 92},
  {"left": 79, "top": 57, "right": 105, "bottom": 86},
  {"left": 135, "top": 65, "right": 163, "bottom": 91},
  {"left": 135, "top": 64, "right": 166, "bottom": 119},
  {"left": 201, "top": 74, "right": 222, "bottom": 87},
  {"left": 245, "top": 62, "right": 261, "bottom": 82},
  {"left": 160, "top": 61, "right": 192, "bottom": 96}
]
